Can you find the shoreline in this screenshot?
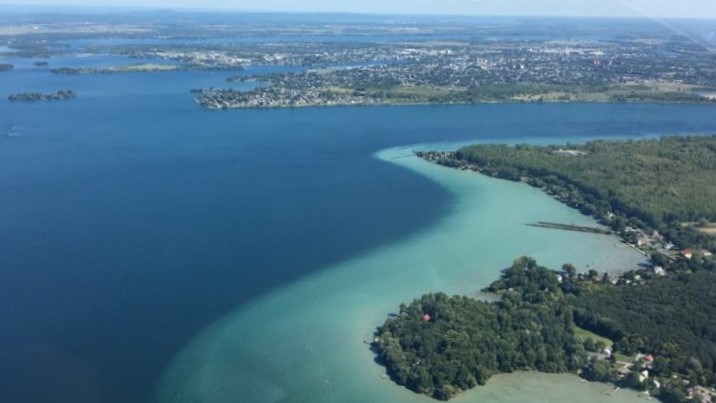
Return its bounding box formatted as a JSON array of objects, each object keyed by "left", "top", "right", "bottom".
[
  {"left": 385, "top": 139, "right": 715, "bottom": 400},
  {"left": 155, "top": 144, "right": 646, "bottom": 403},
  {"left": 415, "top": 136, "right": 716, "bottom": 257},
  {"left": 377, "top": 146, "right": 646, "bottom": 278},
  {"left": 196, "top": 96, "right": 716, "bottom": 110}
]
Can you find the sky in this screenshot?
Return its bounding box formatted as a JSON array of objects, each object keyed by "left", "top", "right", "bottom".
[{"left": 2, "top": 0, "right": 716, "bottom": 18}]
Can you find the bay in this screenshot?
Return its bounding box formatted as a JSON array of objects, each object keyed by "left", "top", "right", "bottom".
[{"left": 155, "top": 146, "right": 649, "bottom": 403}]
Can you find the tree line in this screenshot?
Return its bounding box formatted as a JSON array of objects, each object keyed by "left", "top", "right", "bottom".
[{"left": 420, "top": 135, "right": 716, "bottom": 251}]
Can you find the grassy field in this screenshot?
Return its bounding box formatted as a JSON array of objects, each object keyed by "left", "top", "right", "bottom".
[
  {"left": 613, "top": 352, "right": 632, "bottom": 363},
  {"left": 574, "top": 325, "right": 613, "bottom": 348}
]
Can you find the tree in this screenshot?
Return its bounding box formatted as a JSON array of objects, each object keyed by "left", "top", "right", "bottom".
[
  {"left": 658, "top": 380, "right": 689, "bottom": 403},
  {"left": 624, "top": 370, "right": 642, "bottom": 389},
  {"left": 595, "top": 340, "right": 607, "bottom": 352},
  {"left": 562, "top": 263, "right": 577, "bottom": 279},
  {"left": 650, "top": 252, "right": 670, "bottom": 268},
  {"left": 582, "top": 358, "right": 616, "bottom": 382}
]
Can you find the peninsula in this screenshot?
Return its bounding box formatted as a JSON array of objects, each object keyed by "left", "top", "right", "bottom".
[
  {"left": 418, "top": 135, "right": 716, "bottom": 252},
  {"left": 376, "top": 254, "right": 716, "bottom": 402},
  {"left": 376, "top": 135, "right": 716, "bottom": 402}
]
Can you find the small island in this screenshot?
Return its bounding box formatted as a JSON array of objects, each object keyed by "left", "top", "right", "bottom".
[
  {"left": 51, "top": 64, "right": 179, "bottom": 75},
  {"left": 8, "top": 90, "right": 77, "bottom": 102},
  {"left": 0, "top": 63, "right": 13, "bottom": 72},
  {"left": 50, "top": 62, "right": 242, "bottom": 76},
  {"left": 376, "top": 135, "right": 716, "bottom": 402}
]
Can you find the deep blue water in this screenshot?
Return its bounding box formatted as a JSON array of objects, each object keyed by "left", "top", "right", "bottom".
[{"left": 1, "top": 67, "right": 716, "bottom": 403}]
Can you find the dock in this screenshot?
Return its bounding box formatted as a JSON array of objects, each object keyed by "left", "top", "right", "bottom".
[{"left": 527, "top": 221, "right": 610, "bottom": 234}]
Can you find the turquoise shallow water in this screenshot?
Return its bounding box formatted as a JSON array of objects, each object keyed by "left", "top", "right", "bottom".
[{"left": 156, "top": 146, "right": 647, "bottom": 403}]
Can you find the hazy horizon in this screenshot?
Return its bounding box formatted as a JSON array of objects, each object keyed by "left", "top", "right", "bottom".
[{"left": 1, "top": 0, "right": 715, "bottom": 19}]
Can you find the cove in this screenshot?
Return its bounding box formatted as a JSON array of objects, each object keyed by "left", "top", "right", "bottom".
[{"left": 155, "top": 145, "right": 648, "bottom": 403}]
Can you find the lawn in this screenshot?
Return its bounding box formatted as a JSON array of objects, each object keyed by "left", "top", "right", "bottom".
[{"left": 574, "top": 325, "right": 613, "bottom": 348}]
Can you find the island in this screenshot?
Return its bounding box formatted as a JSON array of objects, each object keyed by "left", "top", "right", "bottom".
[
  {"left": 0, "top": 63, "right": 13, "bottom": 72},
  {"left": 8, "top": 90, "right": 77, "bottom": 102},
  {"left": 51, "top": 64, "right": 179, "bottom": 75},
  {"left": 375, "top": 135, "right": 716, "bottom": 402}
]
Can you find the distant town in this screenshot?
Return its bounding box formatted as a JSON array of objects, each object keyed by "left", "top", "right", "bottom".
[
  {"left": 197, "top": 37, "right": 716, "bottom": 108},
  {"left": 2, "top": 15, "right": 715, "bottom": 109}
]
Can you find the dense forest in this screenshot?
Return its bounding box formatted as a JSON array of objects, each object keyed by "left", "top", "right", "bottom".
[
  {"left": 377, "top": 256, "right": 716, "bottom": 401},
  {"left": 572, "top": 261, "right": 716, "bottom": 387},
  {"left": 419, "top": 135, "right": 716, "bottom": 251},
  {"left": 376, "top": 258, "right": 582, "bottom": 400}
]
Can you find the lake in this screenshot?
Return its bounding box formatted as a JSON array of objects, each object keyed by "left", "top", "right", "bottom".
[{"left": 1, "top": 64, "right": 715, "bottom": 402}]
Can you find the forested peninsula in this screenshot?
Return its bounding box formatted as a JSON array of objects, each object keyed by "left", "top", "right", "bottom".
[
  {"left": 376, "top": 255, "right": 716, "bottom": 401},
  {"left": 418, "top": 135, "right": 716, "bottom": 252},
  {"left": 375, "top": 136, "right": 716, "bottom": 402}
]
